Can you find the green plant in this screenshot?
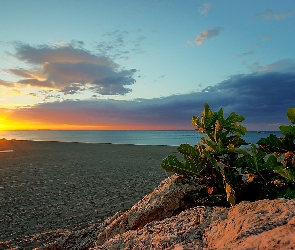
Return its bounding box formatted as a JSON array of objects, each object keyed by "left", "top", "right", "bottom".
[
  {"left": 258, "top": 108, "right": 295, "bottom": 181},
  {"left": 161, "top": 104, "right": 295, "bottom": 207}
]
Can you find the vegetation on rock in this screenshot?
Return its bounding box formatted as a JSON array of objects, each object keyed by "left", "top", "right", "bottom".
[{"left": 161, "top": 103, "right": 295, "bottom": 207}]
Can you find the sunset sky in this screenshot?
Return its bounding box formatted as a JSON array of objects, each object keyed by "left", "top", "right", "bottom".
[{"left": 0, "top": 0, "right": 294, "bottom": 130}]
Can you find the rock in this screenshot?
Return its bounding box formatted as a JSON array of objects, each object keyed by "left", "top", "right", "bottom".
[
  {"left": 91, "top": 206, "right": 227, "bottom": 250},
  {"left": 205, "top": 198, "right": 295, "bottom": 249},
  {"left": 92, "top": 199, "right": 295, "bottom": 250},
  {"left": 44, "top": 174, "right": 202, "bottom": 249},
  {"left": 44, "top": 175, "right": 295, "bottom": 249},
  {"left": 94, "top": 174, "right": 203, "bottom": 246}
]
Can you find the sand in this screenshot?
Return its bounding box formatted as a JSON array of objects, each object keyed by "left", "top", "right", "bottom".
[{"left": 0, "top": 139, "right": 177, "bottom": 249}]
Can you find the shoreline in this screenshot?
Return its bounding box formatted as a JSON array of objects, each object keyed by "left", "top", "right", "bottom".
[
  {"left": 1, "top": 138, "right": 175, "bottom": 147},
  {"left": 0, "top": 138, "right": 181, "bottom": 148},
  {"left": 1, "top": 130, "right": 281, "bottom": 148},
  {"left": 0, "top": 140, "right": 176, "bottom": 249}
]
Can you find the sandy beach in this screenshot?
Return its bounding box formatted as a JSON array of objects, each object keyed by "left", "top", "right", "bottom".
[{"left": 0, "top": 139, "right": 177, "bottom": 249}]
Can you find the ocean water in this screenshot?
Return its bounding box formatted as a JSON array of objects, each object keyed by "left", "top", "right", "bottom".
[{"left": 0, "top": 130, "right": 282, "bottom": 146}]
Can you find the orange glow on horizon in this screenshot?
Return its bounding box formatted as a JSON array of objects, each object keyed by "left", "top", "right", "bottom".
[
  {"left": 0, "top": 108, "right": 189, "bottom": 130},
  {"left": 0, "top": 117, "right": 185, "bottom": 131}
]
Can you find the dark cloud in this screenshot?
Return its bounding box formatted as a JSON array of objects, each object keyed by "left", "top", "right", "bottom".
[
  {"left": 3, "top": 42, "right": 137, "bottom": 95},
  {"left": 200, "top": 71, "right": 295, "bottom": 123},
  {"left": 7, "top": 70, "right": 295, "bottom": 130}
]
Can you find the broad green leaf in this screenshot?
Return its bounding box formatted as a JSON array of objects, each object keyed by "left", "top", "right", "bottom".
[
  {"left": 206, "top": 140, "right": 217, "bottom": 150},
  {"left": 234, "top": 124, "right": 247, "bottom": 136},
  {"left": 280, "top": 125, "right": 295, "bottom": 137},
  {"left": 202, "top": 150, "right": 218, "bottom": 169},
  {"left": 177, "top": 144, "right": 199, "bottom": 157},
  {"left": 217, "top": 108, "right": 224, "bottom": 127},
  {"left": 242, "top": 144, "right": 265, "bottom": 172},
  {"left": 227, "top": 135, "right": 248, "bottom": 148},
  {"left": 262, "top": 155, "right": 279, "bottom": 171},
  {"left": 225, "top": 112, "right": 245, "bottom": 124},
  {"left": 287, "top": 108, "right": 295, "bottom": 124},
  {"left": 161, "top": 154, "right": 198, "bottom": 177},
  {"left": 274, "top": 165, "right": 295, "bottom": 181},
  {"left": 258, "top": 134, "right": 287, "bottom": 153}
]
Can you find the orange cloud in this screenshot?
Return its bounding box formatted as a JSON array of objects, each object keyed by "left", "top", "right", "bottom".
[{"left": 187, "top": 27, "right": 224, "bottom": 46}]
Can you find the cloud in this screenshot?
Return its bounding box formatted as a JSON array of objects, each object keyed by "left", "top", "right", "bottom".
[
  {"left": 236, "top": 50, "right": 255, "bottom": 58},
  {"left": 3, "top": 42, "right": 137, "bottom": 95},
  {"left": 97, "top": 30, "right": 146, "bottom": 59},
  {"left": 246, "top": 59, "right": 295, "bottom": 73},
  {"left": 194, "top": 26, "right": 224, "bottom": 45},
  {"left": 6, "top": 65, "right": 295, "bottom": 130},
  {"left": 254, "top": 7, "right": 295, "bottom": 21},
  {"left": 263, "top": 35, "right": 273, "bottom": 41},
  {"left": 259, "top": 59, "right": 295, "bottom": 72},
  {"left": 198, "top": 3, "right": 212, "bottom": 15},
  {"left": 0, "top": 79, "right": 14, "bottom": 87}
]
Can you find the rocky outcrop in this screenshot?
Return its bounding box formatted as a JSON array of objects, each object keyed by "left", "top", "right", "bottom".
[
  {"left": 94, "top": 174, "right": 203, "bottom": 246},
  {"left": 45, "top": 175, "right": 295, "bottom": 249},
  {"left": 91, "top": 206, "right": 226, "bottom": 250},
  {"left": 205, "top": 198, "right": 295, "bottom": 249},
  {"left": 45, "top": 175, "right": 202, "bottom": 249}
]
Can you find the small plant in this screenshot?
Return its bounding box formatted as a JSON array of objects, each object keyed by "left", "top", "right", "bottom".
[
  {"left": 161, "top": 103, "right": 295, "bottom": 207},
  {"left": 258, "top": 108, "right": 295, "bottom": 185}
]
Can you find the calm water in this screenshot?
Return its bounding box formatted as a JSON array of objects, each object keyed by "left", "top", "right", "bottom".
[{"left": 0, "top": 130, "right": 282, "bottom": 146}]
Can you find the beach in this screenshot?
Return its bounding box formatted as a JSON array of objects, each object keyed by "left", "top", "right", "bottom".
[{"left": 0, "top": 139, "right": 176, "bottom": 249}]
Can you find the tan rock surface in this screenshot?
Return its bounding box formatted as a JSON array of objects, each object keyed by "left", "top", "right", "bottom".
[
  {"left": 205, "top": 198, "right": 295, "bottom": 249},
  {"left": 94, "top": 174, "right": 203, "bottom": 246},
  {"left": 92, "top": 207, "right": 226, "bottom": 250}
]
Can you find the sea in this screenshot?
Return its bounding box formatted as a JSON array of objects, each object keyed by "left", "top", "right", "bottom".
[{"left": 0, "top": 130, "right": 282, "bottom": 147}]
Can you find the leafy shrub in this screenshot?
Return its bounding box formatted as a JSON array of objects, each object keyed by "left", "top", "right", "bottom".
[
  {"left": 161, "top": 104, "right": 295, "bottom": 207},
  {"left": 258, "top": 108, "right": 295, "bottom": 184}
]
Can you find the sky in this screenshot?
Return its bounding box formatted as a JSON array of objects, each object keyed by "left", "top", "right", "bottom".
[{"left": 0, "top": 0, "right": 294, "bottom": 130}]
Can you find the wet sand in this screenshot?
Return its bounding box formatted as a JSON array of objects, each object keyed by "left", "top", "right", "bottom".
[{"left": 0, "top": 139, "right": 177, "bottom": 249}]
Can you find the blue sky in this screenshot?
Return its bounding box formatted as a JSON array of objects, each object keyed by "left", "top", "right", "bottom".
[{"left": 0, "top": 0, "right": 294, "bottom": 130}]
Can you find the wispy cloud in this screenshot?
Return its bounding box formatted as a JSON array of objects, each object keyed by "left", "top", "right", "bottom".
[
  {"left": 192, "top": 26, "right": 224, "bottom": 45},
  {"left": 254, "top": 7, "right": 295, "bottom": 21},
  {"left": 2, "top": 42, "right": 137, "bottom": 95},
  {"left": 246, "top": 59, "right": 295, "bottom": 73},
  {"left": 263, "top": 35, "right": 273, "bottom": 41},
  {"left": 236, "top": 50, "right": 255, "bottom": 58},
  {"left": 198, "top": 3, "right": 212, "bottom": 15},
  {"left": 259, "top": 59, "right": 295, "bottom": 72},
  {"left": 5, "top": 62, "right": 295, "bottom": 130},
  {"left": 97, "top": 29, "right": 146, "bottom": 60}
]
